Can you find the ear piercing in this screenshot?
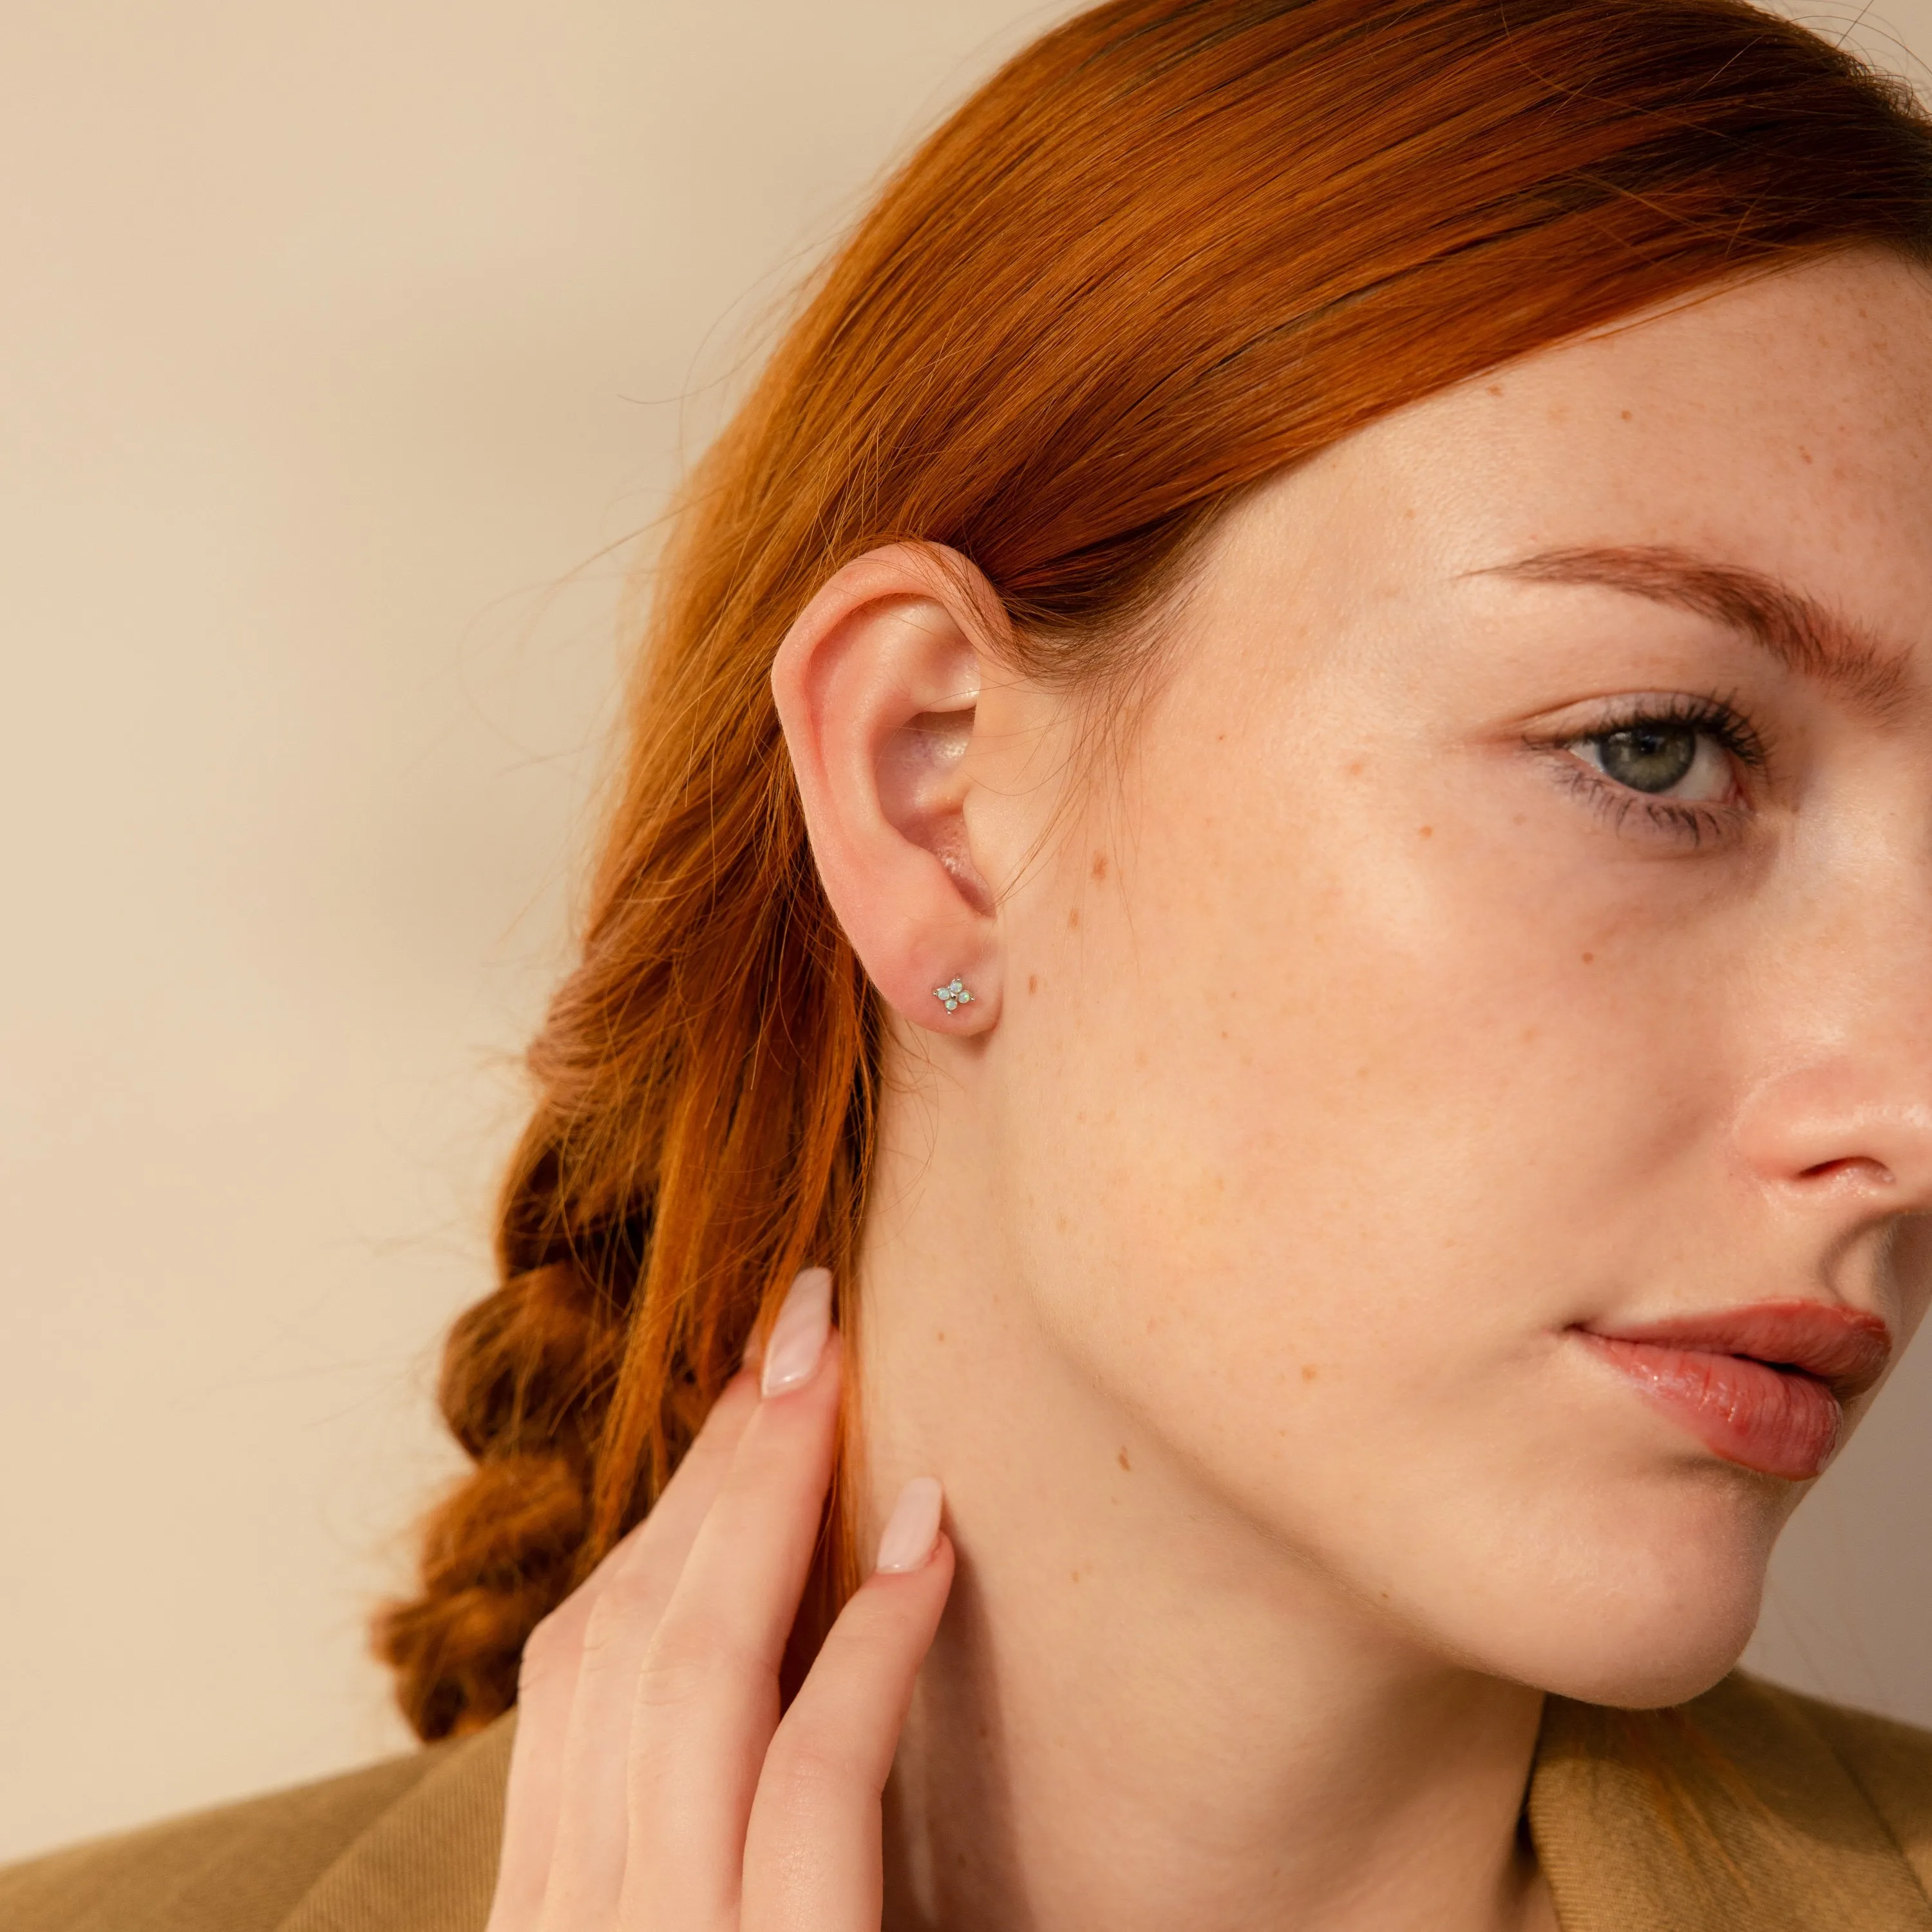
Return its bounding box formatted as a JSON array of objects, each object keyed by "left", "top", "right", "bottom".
[{"left": 932, "top": 976, "right": 974, "bottom": 1015}]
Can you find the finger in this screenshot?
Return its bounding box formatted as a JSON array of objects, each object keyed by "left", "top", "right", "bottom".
[
  {"left": 538, "top": 1363, "right": 767, "bottom": 1927},
  {"left": 742, "top": 1480, "right": 954, "bottom": 1932},
  {"left": 490, "top": 1524, "right": 654, "bottom": 1932},
  {"left": 623, "top": 1266, "right": 842, "bottom": 1932},
  {"left": 487, "top": 1366, "right": 761, "bottom": 1931}
]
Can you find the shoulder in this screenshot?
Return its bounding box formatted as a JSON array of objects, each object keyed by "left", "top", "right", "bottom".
[
  {"left": 0, "top": 1717, "right": 515, "bottom": 1932},
  {"left": 0, "top": 1752, "right": 440, "bottom": 1932}
]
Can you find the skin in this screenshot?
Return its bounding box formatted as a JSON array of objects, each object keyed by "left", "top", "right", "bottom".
[{"left": 487, "top": 248, "right": 1932, "bottom": 1931}]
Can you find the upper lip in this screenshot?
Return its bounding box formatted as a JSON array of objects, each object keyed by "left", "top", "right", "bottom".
[{"left": 1577, "top": 1300, "right": 1894, "bottom": 1401}]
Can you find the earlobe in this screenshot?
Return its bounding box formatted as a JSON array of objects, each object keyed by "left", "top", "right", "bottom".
[{"left": 770, "top": 544, "right": 1009, "bottom": 1034}]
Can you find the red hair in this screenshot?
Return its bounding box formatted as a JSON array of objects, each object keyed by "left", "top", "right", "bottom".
[{"left": 376, "top": 0, "right": 1932, "bottom": 1739}]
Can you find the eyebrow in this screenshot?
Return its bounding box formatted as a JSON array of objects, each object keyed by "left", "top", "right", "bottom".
[{"left": 1479, "top": 544, "right": 1916, "bottom": 725}]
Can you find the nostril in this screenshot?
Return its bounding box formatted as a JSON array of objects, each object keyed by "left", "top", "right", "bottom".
[{"left": 1799, "top": 1155, "right": 1897, "bottom": 1186}]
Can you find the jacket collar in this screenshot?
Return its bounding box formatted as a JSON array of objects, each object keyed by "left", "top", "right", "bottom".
[{"left": 1531, "top": 1675, "right": 1932, "bottom": 1931}]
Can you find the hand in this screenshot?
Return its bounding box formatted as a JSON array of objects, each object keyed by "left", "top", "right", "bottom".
[{"left": 485, "top": 1266, "right": 955, "bottom": 1931}]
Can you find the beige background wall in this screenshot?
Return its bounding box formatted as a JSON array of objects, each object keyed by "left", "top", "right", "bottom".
[{"left": 2, "top": 0, "right": 1928, "bottom": 1866}]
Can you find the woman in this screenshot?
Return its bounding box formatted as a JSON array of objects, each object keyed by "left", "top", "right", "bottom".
[{"left": 8, "top": 0, "right": 1932, "bottom": 1926}]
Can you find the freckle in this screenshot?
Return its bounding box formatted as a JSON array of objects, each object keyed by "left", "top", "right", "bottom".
[
  {"left": 1417, "top": 824, "right": 1432, "bottom": 838},
  {"left": 1486, "top": 383, "right": 1503, "bottom": 396},
  {"left": 1347, "top": 759, "right": 1365, "bottom": 776},
  {"left": 1581, "top": 951, "right": 1595, "bottom": 964},
  {"left": 1068, "top": 907, "right": 1080, "bottom": 929},
  {"left": 1403, "top": 506, "right": 1416, "bottom": 520},
  {"left": 1799, "top": 446, "right": 1814, "bottom": 464},
  {"left": 1091, "top": 851, "right": 1109, "bottom": 881},
  {"left": 1070, "top": 1569, "right": 1081, "bottom": 1583},
  {"left": 1521, "top": 1025, "right": 1537, "bottom": 1043},
  {"left": 1028, "top": 973, "right": 1038, "bottom": 994},
  {"left": 1620, "top": 408, "right": 1633, "bottom": 421},
  {"left": 1301, "top": 1363, "right": 1318, "bottom": 1382},
  {"left": 1117, "top": 1447, "right": 1132, "bottom": 1472},
  {"left": 1146, "top": 1314, "right": 1159, "bottom": 1334},
  {"left": 936, "top": 1329, "right": 946, "bottom": 1343}
]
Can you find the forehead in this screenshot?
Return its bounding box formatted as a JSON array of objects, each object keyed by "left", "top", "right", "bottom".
[{"left": 1320, "top": 249, "right": 1932, "bottom": 611}]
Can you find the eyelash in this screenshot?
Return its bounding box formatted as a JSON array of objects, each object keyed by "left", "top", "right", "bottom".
[{"left": 1528, "top": 690, "right": 1770, "bottom": 848}]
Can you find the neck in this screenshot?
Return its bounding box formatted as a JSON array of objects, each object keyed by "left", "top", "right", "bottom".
[{"left": 853, "top": 1094, "right": 1553, "bottom": 1932}]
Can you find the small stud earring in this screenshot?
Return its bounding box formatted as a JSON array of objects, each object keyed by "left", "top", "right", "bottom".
[{"left": 932, "top": 976, "right": 974, "bottom": 1015}]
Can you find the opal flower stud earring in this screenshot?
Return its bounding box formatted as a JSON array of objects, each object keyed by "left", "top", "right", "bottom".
[{"left": 932, "top": 976, "right": 974, "bottom": 1015}]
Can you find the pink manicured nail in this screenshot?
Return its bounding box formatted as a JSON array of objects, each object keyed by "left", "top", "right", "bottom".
[
  {"left": 875, "top": 1477, "right": 944, "bottom": 1574},
  {"left": 760, "top": 1267, "right": 833, "bottom": 1397}
]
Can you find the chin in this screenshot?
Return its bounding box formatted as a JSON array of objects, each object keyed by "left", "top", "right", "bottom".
[
  {"left": 1441, "top": 1467, "right": 1789, "bottom": 1710},
  {"left": 1532, "top": 1602, "right": 1763, "bottom": 1711}
]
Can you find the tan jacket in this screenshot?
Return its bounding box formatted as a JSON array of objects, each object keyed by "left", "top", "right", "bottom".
[{"left": 5, "top": 1672, "right": 1932, "bottom": 1930}]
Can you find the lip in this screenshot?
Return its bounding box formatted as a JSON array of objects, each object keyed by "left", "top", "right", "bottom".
[{"left": 1573, "top": 1301, "right": 1892, "bottom": 1481}]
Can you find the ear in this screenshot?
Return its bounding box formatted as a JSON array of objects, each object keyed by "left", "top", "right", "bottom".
[{"left": 771, "top": 542, "right": 1011, "bottom": 1035}]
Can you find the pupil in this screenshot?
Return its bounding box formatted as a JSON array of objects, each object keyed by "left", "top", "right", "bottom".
[{"left": 1598, "top": 725, "right": 1695, "bottom": 794}]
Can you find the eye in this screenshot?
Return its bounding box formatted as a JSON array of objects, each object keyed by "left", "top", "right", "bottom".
[
  {"left": 1571, "top": 719, "right": 1735, "bottom": 802},
  {"left": 1528, "top": 691, "right": 1770, "bottom": 847}
]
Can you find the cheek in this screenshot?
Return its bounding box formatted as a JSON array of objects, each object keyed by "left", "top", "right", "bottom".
[{"left": 998, "top": 763, "right": 1743, "bottom": 1434}]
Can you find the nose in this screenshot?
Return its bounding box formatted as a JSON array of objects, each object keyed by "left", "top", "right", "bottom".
[
  {"left": 1733, "top": 1061, "right": 1932, "bottom": 1215},
  {"left": 1733, "top": 1061, "right": 1932, "bottom": 1338},
  {"left": 1730, "top": 891, "right": 1932, "bottom": 1222}
]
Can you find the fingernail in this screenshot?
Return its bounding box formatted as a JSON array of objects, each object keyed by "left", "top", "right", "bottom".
[
  {"left": 874, "top": 1476, "right": 944, "bottom": 1574},
  {"left": 760, "top": 1267, "right": 833, "bottom": 1397}
]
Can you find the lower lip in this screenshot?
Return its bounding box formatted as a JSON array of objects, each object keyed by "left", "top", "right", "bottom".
[{"left": 1576, "top": 1334, "right": 1843, "bottom": 1480}]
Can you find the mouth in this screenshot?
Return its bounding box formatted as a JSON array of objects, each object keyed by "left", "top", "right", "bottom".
[{"left": 1571, "top": 1301, "right": 1893, "bottom": 1481}]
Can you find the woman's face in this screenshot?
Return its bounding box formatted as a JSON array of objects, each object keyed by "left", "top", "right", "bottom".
[{"left": 979, "top": 249, "right": 1932, "bottom": 1705}]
